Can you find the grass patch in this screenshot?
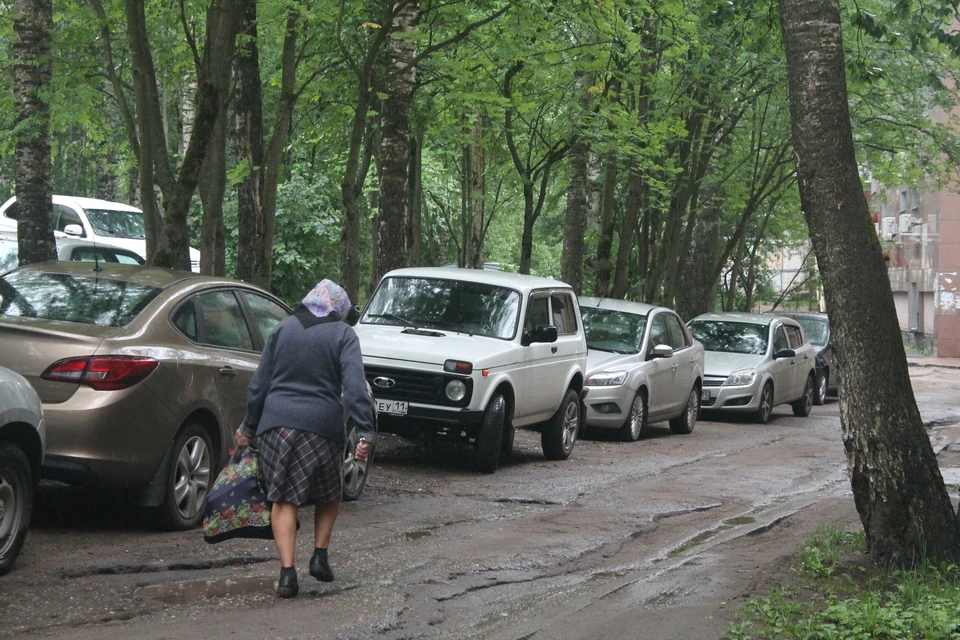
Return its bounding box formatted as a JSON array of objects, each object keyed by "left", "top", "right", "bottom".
[{"left": 728, "top": 523, "right": 960, "bottom": 639}]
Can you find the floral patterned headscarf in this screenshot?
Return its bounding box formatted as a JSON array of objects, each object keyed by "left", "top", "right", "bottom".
[{"left": 301, "top": 279, "right": 351, "bottom": 319}]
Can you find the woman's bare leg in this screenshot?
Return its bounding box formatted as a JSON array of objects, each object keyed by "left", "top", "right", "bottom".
[
  {"left": 314, "top": 502, "right": 340, "bottom": 548},
  {"left": 272, "top": 502, "right": 299, "bottom": 567}
]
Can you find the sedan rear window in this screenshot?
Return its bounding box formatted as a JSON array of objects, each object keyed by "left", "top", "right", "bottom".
[
  {"left": 687, "top": 320, "right": 768, "bottom": 355},
  {"left": 0, "top": 271, "right": 161, "bottom": 327},
  {"left": 581, "top": 307, "right": 647, "bottom": 354}
]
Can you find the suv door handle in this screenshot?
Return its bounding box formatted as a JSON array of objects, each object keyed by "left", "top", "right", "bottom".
[
  {"left": 219, "top": 367, "right": 238, "bottom": 377},
  {"left": 551, "top": 346, "right": 558, "bottom": 354},
  {"left": 671, "top": 363, "right": 678, "bottom": 372}
]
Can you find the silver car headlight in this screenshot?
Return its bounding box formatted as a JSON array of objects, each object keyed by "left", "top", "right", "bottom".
[
  {"left": 585, "top": 371, "right": 628, "bottom": 386},
  {"left": 725, "top": 369, "right": 758, "bottom": 387},
  {"left": 445, "top": 379, "right": 467, "bottom": 402}
]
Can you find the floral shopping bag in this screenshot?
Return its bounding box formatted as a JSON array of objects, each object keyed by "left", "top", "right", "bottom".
[{"left": 202, "top": 446, "right": 274, "bottom": 543}]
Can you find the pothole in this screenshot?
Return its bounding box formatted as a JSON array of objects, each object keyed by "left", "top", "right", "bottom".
[
  {"left": 61, "top": 555, "right": 273, "bottom": 579},
  {"left": 722, "top": 516, "right": 757, "bottom": 526},
  {"left": 139, "top": 577, "right": 358, "bottom": 604},
  {"left": 925, "top": 417, "right": 960, "bottom": 428},
  {"left": 405, "top": 530, "right": 432, "bottom": 541},
  {"left": 494, "top": 497, "right": 561, "bottom": 506},
  {"left": 666, "top": 524, "right": 733, "bottom": 558}
]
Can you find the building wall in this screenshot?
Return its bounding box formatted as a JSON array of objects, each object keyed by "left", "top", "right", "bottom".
[{"left": 936, "top": 189, "right": 960, "bottom": 357}]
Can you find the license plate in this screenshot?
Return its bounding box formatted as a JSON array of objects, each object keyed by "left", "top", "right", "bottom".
[
  {"left": 701, "top": 389, "right": 712, "bottom": 401},
  {"left": 376, "top": 399, "right": 408, "bottom": 416}
]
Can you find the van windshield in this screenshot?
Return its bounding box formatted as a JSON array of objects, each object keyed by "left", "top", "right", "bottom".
[
  {"left": 361, "top": 276, "right": 522, "bottom": 340},
  {"left": 85, "top": 209, "right": 145, "bottom": 239}
]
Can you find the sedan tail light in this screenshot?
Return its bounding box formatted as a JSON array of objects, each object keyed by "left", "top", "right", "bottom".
[{"left": 42, "top": 356, "right": 159, "bottom": 391}]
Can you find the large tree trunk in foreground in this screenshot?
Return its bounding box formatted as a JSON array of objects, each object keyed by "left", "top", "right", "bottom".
[
  {"left": 779, "top": 0, "right": 960, "bottom": 565},
  {"left": 13, "top": 0, "right": 56, "bottom": 266}
]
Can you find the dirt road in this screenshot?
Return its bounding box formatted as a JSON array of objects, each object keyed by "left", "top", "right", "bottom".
[{"left": 3, "top": 364, "right": 958, "bottom": 640}]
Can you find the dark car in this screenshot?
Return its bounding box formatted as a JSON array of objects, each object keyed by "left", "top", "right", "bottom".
[
  {"left": 0, "top": 262, "right": 376, "bottom": 531},
  {"left": 763, "top": 310, "right": 835, "bottom": 405}
]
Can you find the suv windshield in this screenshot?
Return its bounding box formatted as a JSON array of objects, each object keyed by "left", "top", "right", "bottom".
[
  {"left": 0, "top": 271, "right": 161, "bottom": 327},
  {"left": 85, "top": 209, "right": 145, "bottom": 239},
  {"left": 688, "top": 320, "right": 768, "bottom": 355},
  {"left": 581, "top": 307, "right": 646, "bottom": 354},
  {"left": 362, "top": 276, "right": 522, "bottom": 340}
]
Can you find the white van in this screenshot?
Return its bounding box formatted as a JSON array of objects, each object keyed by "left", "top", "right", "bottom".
[{"left": 0, "top": 195, "right": 200, "bottom": 272}]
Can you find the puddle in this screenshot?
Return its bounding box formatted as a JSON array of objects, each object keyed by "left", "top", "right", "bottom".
[
  {"left": 405, "top": 530, "right": 432, "bottom": 541},
  {"left": 940, "top": 468, "right": 960, "bottom": 486},
  {"left": 588, "top": 570, "right": 627, "bottom": 581},
  {"left": 667, "top": 524, "right": 733, "bottom": 558},
  {"left": 722, "top": 516, "right": 757, "bottom": 526},
  {"left": 140, "top": 576, "right": 275, "bottom": 604}
]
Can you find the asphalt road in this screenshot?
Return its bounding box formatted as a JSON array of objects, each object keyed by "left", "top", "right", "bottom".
[{"left": 3, "top": 364, "right": 959, "bottom": 640}]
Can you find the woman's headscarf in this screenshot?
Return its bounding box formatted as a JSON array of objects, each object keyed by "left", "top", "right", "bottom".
[{"left": 301, "top": 279, "right": 351, "bottom": 319}]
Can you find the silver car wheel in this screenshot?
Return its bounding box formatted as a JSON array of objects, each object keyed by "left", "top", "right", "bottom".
[
  {"left": 628, "top": 394, "right": 644, "bottom": 439},
  {"left": 686, "top": 389, "right": 698, "bottom": 428},
  {"left": 562, "top": 400, "right": 579, "bottom": 451},
  {"left": 0, "top": 471, "right": 22, "bottom": 546},
  {"left": 817, "top": 374, "right": 828, "bottom": 405},
  {"left": 757, "top": 384, "right": 773, "bottom": 424},
  {"left": 173, "top": 435, "right": 211, "bottom": 520}
]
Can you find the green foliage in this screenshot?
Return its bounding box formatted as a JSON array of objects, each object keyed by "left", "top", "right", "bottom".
[{"left": 729, "top": 523, "right": 960, "bottom": 640}]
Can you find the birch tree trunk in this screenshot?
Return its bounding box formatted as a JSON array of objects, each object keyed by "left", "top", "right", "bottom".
[
  {"left": 779, "top": 0, "right": 960, "bottom": 564},
  {"left": 13, "top": 0, "right": 56, "bottom": 266},
  {"left": 374, "top": 0, "right": 420, "bottom": 284}
]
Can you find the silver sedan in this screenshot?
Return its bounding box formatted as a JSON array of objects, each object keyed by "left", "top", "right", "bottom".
[
  {"left": 686, "top": 312, "right": 816, "bottom": 423},
  {"left": 580, "top": 297, "right": 705, "bottom": 441}
]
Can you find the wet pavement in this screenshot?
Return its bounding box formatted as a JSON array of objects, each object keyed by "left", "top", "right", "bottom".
[{"left": 2, "top": 364, "right": 958, "bottom": 639}]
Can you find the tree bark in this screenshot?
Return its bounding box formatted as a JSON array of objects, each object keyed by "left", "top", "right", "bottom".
[
  {"left": 198, "top": 107, "right": 227, "bottom": 276},
  {"left": 593, "top": 151, "right": 618, "bottom": 298},
  {"left": 407, "top": 126, "right": 424, "bottom": 266},
  {"left": 375, "top": 0, "right": 420, "bottom": 284},
  {"left": 469, "top": 116, "right": 485, "bottom": 269},
  {"left": 612, "top": 161, "right": 643, "bottom": 299},
  {"left": 13, "top": 0, "right": 56, "bottom": 266},
  {"left": 234, "top": 0, "right": 266, "bottom": 285},
  {"left": 779, "top": 0, "right": 960, "bottom": 564},
  {"left": 562, "top": 132, "right": 589, "bottom": 293}
]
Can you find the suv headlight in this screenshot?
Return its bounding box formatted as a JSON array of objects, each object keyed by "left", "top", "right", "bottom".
[
  {"left": 445, "top": 379, "right": 467, "bottom": 402},
  {"left": 585, "top": 371, "right": 627, "bottom": 386},
  {"left": 725, "top": 369, "right": 758, "bottom": 387}
]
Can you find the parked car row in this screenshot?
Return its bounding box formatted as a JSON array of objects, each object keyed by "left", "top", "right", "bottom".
[{"left": 0, "top": 257, "right": 829, "bottom": 574}]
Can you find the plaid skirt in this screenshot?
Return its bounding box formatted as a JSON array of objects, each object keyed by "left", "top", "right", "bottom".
[{"left": 258, "top": 428, "right": 345, "bottom": 506}]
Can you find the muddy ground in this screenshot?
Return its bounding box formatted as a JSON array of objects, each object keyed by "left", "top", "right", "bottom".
[{"left": 2, "top": 364, "right": 958, "bottom": 640}]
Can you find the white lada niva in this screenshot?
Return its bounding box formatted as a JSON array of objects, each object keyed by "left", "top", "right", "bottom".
[{"left": 353, "top": 267, "right": 588, "bottom": 472}]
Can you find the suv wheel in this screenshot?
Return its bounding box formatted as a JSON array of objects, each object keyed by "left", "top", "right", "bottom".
[
  {"left": 157, "top": 423, "right": 213, "bottom": 530},
  {"left": 670, "top": 386, "right": 700, "bottom": 435},
  {"left": 0, "top": 442, "right": 32, "bottom": 576},
  {"left": 343, "top": 424, "right": 375, "bottom": 501},
  {"left": 473, "top": 394, "right": 505, "bottom": 473},
  {"left": 541, "top": 389, "right": 580, "bottom": 460},
  {"left": 792, "top": 375, "right": 814, "bottom": 417},
  {"left": 619, "top": 391, "right": 647, "bottom": 442}
]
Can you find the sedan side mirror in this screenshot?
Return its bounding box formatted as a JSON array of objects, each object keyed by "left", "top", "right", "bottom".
[
  {"left": 648, "top": 344, "right": 674, "bottom": 359},
  {"left": 774, "top": 348, "right": 796, "bottom": 359},
  {"left": 63, "top": 224, "right": 84, "bottom": 237},
  {"left": 522, "top": 324, "right": 558, "bottom": 346}
]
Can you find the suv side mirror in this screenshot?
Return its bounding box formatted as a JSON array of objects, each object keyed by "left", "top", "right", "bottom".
[
  {"left": 773, "top": 348, "right": 796, "bottom": 359},
  {"left": 63, "top": 224, "right": 84, "bottom": 237},
  {"left": 522, "top": 324, "right": 558, "bottom": 346},
  {"left": 344, "top": 304, "right": 361, "bottom": 326},
  {"left": 648, "top": 344, "right": 674, "bottom": 359}
]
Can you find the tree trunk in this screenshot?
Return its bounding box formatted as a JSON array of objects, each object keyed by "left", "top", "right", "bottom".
[
  {"left": 779, "top": 0, "right": 960, "bottom": 564},
  {"left": 612, "top": 160, "right": 643, "bottom": 299},
  {"left": 340, "top": 86, "right": 371, "bottom": 301},
  {"left": 374, "top": 0, "right": 420, "bottom": 284},
  {"left": 13, "top": 0, "right": 56, "bottom": 266},
  {"left": 406, "top": 126, "right": 424, "bottom": 266},
  {"left": 593, "top": 151, "right": 618, "bottom": 298},
  {"left": 562, "top": 133, "right": 588, "bottom": 293},
  {"left": 234, "top": 0, "right": 266, "bottom": 285},
  {"left": 198, "top": 107, "right": 227, "bottom": 276},
  {"left": 469, "top": 116, "right": 485, "bottom": 269}
]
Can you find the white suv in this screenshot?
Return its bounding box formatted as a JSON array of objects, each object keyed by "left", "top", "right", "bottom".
[{"left": 354, "top": 267, "right": 588, "bottom": 472}]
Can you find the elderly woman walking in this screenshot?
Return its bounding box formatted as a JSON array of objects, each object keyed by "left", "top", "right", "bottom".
[{"left": 236, "top": 279, "right": 375, "bottom": 598}]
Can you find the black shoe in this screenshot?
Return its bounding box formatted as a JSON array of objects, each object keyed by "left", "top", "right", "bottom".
[
  {"left": 309, "top": 554, "right": 335, "bottom": 582},
  {"left": 277, "top": 569, "right": 299, "bottom": 598}
]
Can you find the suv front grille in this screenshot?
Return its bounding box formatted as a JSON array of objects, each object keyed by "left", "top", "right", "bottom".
[{"left": 364, "top": 365, "right": 472, "bottom": 407}]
